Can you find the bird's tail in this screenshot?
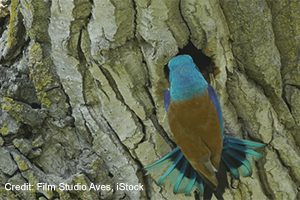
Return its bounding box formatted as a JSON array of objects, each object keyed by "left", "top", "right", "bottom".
[
  {"left": 145, "top": 147, "right": 205, "bottom": 195},
  {"left": 145, "top": 136, "right": 265, "bottom": 196},
  {"left": 221, "top": 136, "right": 265, "bottom": 179}
]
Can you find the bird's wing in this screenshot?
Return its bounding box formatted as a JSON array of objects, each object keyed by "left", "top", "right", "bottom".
[
  {"left": 164, "top": 89, "right": 170, "bottom": 112},
  {"left": 207, "top": 85, "right": 224, "bottom": 135}
]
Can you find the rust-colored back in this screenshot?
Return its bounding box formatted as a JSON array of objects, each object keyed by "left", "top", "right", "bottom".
[{"left": 168, "top": 91, "right": 223, "bottom": 187}]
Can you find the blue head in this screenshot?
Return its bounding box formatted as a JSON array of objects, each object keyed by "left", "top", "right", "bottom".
[{"left": 168, "top": 55, "right": 208, "bottom": 101}]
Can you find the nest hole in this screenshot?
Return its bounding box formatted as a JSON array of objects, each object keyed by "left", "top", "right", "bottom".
[{"left": 164, "top": 41, "right": 215, "bottom": 82}]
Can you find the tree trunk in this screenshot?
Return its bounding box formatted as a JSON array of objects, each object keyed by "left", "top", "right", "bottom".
[{"left": 0, "top": 0, "right": 299, "bottom": 199}]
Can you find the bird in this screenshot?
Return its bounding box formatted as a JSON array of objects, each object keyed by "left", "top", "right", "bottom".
[{"left": 145, "top": 54, "right": 265, "bottom": 196}]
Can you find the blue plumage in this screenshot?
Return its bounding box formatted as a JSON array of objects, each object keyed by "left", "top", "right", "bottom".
[
  {"left": 163, "top": 89, "right": 170, "bottom": 112},
  {"left": 222, "top": 136, "right": 265, "bottom": 178},
  {"left": 145, "top": 148, "right": 206, "bottom": 195},
  {"left": 185, "top": 170, "right": 196, "bottom": 195},
  {"left": 174, "top": 159, "right": 188, "bottom": 193},
  {"left": 168, "top": 55, "right": 208, "bottom": 101},
  {"left": 145, "top": 135, "right": 264, "bottom": 195},
  {"left": 157, "top": 152, "right": 183, "bottom": 184},
  {"left": 145, "top": 54, "right": 265, "bottom": 196}
]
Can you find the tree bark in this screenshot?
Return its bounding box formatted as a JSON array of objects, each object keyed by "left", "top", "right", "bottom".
[{"left": 0, "top": 0, "right": 300, "bottom": 199}]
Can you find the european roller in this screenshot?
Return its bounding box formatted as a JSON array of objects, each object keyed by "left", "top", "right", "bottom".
[{"left": 146, "top": 55, "right": 265, "bottom": 196}]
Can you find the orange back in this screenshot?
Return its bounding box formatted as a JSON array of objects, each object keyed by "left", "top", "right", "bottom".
[{"left": 168, "top": 91, "right": 223, "bottom": 187}]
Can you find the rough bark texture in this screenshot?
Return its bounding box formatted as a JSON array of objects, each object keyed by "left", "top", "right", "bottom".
[{"left": 0, "top": 0, "right": 300, "bottom": 199}]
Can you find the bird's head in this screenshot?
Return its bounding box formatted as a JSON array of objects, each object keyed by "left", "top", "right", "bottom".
[
  {"left": 167, "top": 55, "right": 208, "bottom": 101},
  {"left": 168, "top": 55, "right": 194, "bottom": 71}
]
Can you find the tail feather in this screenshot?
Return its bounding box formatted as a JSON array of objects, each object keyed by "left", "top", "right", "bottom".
[
  {"left": 226, "top": 149, "right": 252, "bottom": 176},
  {"left": 173, "top": 159, "right": 188, "bottom": 193},
  {"left": 177, "top": 165, "right": 193, "bottom": 194},
  {"left": 145, "top": 148, "right": 205, "bottom": 195},
  {"left": 222, "top": 136, "right": 265, "bottom": 178},
  {"left": 195, "top": 176, "right": 205, "bottom": 193},
  {"left": 157, "top": 152, "right": 183, "bottom": 184},
  {"left": 225, "top": 136, "right": 265, "bottom": 148},
  {"left": 145, "top": 136, "right": 265, "bottom": 196},
  {"left": 221, "top": 154, "right": 240, "bottom": 179},
  {"left": 184, "top": 170, "right": 197, "bottom": 195},
  {"left": 145, "top": 147, "right": 180, "bottom": 172},
  {"left": 224, "top": 143, "right": 263, "bottom": 159}
]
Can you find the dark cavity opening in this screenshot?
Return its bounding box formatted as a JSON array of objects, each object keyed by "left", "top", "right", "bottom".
[
  {"left": 164, "top": 41, "right": 214, "bottom": 82},
  {"left": 108, "top": 172, "right": 114, "bottom": 178},
  {"left": 30, "top": 103, "right": 42, "bottom": 109},
  {"left": 0, "top": 16, "right": 9, "bottom": 37},
  {"left": 19, "top": 124, "right": 34, "bottom": 139}
]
